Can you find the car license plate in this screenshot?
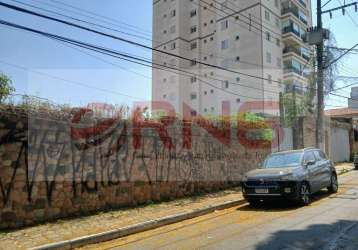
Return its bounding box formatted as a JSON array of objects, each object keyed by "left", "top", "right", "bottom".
[{"left": 255, "top": 188, "right": 269, "bottom": 194}]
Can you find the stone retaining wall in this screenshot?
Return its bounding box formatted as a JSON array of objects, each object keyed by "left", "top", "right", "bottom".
[{"left": 0, "top": 110, "right": 270, "bottom": 229}]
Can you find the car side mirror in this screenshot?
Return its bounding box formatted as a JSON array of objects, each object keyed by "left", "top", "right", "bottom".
[{"left": 304, "top": 159, "right": 316, "bottom": 167}]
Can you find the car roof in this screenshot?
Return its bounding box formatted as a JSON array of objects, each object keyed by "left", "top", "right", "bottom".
[{"left": 271, "top": 147, "right": 320, "bottom": 156}]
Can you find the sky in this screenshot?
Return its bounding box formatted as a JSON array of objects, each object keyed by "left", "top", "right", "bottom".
[
  {"left": 0, "top": 0, "right": 357, "bottom": 109},
  {"left": 314, "top": 0, "right": 358, "bottom": 108},
  {"left": 0, "top": 0, "right": 153, "bottom": 108}
]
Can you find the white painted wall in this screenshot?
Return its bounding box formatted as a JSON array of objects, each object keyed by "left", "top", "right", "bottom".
[{"left": 330, "top": 127, "right": 350, "bottom": 162}]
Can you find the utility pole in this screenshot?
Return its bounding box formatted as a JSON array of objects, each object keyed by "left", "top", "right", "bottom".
[
  {"left": 292, "top": 86, "right": 298, "bottom": 150},
  {"left": 316, "top": 0, "right": 325, "bottom": 150},
  {"left": 308, "top": 0, "right": 358, "bottom": 150}
]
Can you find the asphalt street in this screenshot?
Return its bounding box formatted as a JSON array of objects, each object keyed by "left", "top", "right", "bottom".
[{"left": 81, "top": 170, "right": 358, "bottom": 250}]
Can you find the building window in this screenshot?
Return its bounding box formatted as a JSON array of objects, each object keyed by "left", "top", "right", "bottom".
[
  {"left": 265, "top": 10, "right": 270, "bottom": 21},
  {"left": 236, "top": 56, "right": 240, "bottom": 62},
  {"left": 267, "top": 74, "right": 272, "bottom": 84},
  {"left": 170, "top": 9, "right": 176, "bottom": 17},
  {"left": 191, "top": 42, "right": 197, "bottom": 50},
  {"left": 170, "top": 42, "right": 176, "bottom": 50},
  {"left": 235, "top": 35, "right": 240, "bottom": 40},
  {"left": 236, "top": 98, "right": 241, "bottom": 103},
  {"left": 190, "top": 59, "right": 197, "bottom": 66},
  {"left": 224, "top": 80, "right": 229, "bottom": 88},
  {"left": 210, "top": 89, "right": 214, "bottom": 94},
  {"left": 221, "top": 20, "right": 229, "bottom": 30},
  {"left": 275, "top": 0, "right": 279, "bottom": 8},
  {"left": 221, "top": 39, "right": 229, "bottom": 50},
  {"left": 190, "top": 76, "right": 197, "bottom": 83},
  {"left": 190, "top": 9, "right": 197, "bottom": 17},
  {"left": 266, "top": 52, "right": 272, "bottom": 63},
  {"left": 170, "top": 25, "right": 176, "bottom": 33},
  {"left": 266, "top": 31, "right": 271, "bottom": 41},
  {"left": 190, "top": 25, "right": 197, "bottom": 33},
  {"left": 236, "top": 77, "right": 240, "bottom": 82},
  {"left": 190, "top": 93, "right": 197, "bottom": 100},
  {"left": 276, "top": 38, "right": 281, "bottom": 47}
]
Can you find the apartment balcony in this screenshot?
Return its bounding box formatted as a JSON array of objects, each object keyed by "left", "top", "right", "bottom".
[
  {"left": 282, "top": 25, "right": 307, "bottom": 42},
  {"left": 283, "top": 47, "right": 310, "bottom": 61},
  {"left": 285, "top": 84, "right": 306, "bottom": 95},
  {"left": 281, "top": 7, "right": 308, "bottom": 25},
  {"left": 284, "top": 67, "right": 310, "bottom": 79},
  {"left": 297, "top": 0, "right": 307, "bottom": 8}
]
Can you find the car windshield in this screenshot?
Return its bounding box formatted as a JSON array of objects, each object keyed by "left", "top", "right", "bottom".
[{"left": 263, "top": 152, "right": 302, "bottom": 168}]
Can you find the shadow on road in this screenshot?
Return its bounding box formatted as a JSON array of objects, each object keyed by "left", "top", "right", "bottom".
[
  {"left": 255, "top": 220, "right": 358, "bottom": 250},
  {"left": 237, "top": 190, "right": 333, "bottom": 212}
]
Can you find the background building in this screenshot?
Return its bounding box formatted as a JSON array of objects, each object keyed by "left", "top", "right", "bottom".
[
  {"left": 152, "top": 0, "right": 312, "bottom": 117},
  {"left": 348, "top": 86, "right": 358, "bottom": 109}
]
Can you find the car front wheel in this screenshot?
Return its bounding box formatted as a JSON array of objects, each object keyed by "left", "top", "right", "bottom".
[
  {"left": 299, "top": 182, "right": 311, "bottom": 206},
  {"left": 328, "top": 174, "right": 338, "bottom": 193}
]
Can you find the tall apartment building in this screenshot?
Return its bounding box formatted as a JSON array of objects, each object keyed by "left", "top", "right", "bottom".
[{"left": 152, "top": 0, "right": 312, "bottom": 117}]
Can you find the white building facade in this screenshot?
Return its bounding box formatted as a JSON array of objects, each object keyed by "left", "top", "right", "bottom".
[{"left": 152, "top": 0, "right": 312, "bottom": 117}]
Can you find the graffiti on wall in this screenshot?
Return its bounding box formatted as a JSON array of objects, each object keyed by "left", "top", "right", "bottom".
[{"left": 0, "top": 106, "right": 271, "bottom": 208}]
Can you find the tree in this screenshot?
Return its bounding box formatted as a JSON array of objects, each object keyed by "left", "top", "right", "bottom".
[
  {"left": 0, "top": 73, "right": 15, "bottom": 103},
  {"left": 323, "top": 34, "right": 343, "bottom": 94}
]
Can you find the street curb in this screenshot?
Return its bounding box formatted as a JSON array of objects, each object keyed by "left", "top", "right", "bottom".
[
  {"left": 337, "top": 167, "right": 355, "bottom": 176},
  {"left": 29, "top": 198, "right": 246, "bottom": 250}
]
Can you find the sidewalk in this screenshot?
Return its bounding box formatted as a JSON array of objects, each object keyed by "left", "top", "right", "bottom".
[
  {"left": 335, "top": 162, "right": 356, "bottom": 174},
  {"left": 0, "top": 163, "right": 354, "bottom": 250},
  {"left": 0, "top": 187, "right": 243, "bottom": 250}
]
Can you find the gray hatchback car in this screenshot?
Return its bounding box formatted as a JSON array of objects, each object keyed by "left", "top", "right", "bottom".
[{"left": 241, "top": 148, "right": 338, "bottom": 205}]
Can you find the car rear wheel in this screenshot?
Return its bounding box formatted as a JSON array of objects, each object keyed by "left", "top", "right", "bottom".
[
  {"left": 299, "top": 182, "right": 311, "bottom": 206},
  {"left": 327, "top": 174, "right": 338, "bottom": 193}
]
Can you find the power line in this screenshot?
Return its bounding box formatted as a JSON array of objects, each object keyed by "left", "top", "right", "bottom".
[
  {"left": 337, "top": 0, "right": 358, "bottom": 28},
  {"left": 1, "top": 19, "right": 265, "bottom": 100},
  {"left": 32, "top": 0, "right": 298, "bottom": 69},
  {"left": 60, "top": 36, "right": 282, "bottom": 96},
  {"left": 30, "top": 0, "right": 152, "bottom": 37},
  {"left": 188, "top": 0, "right": 283, "bottom": 48},
  {"left": 324, "top": 42, "right": 358, "bottom": 69},
  {"left": 322, "top": 0, "right": 335, "bottom": 9},
  {"left": 11, "top": 0, "right": 284, "bottom": 71},
  {"left": 210, "top": 0, "right": 283, "bottom": 38},
  {"left": 326, "top": 45, "right": 358, "bottom": 53},
  {"left": 0, "top": 59, "right": 146, "bottom": 100},
  {"left": 0, "top": 1, "right": 287, "bottom": 85},
  {"left": 47, "top": 0, "right": 152, "bottom": 35},
  {"left": 330, "top": 81, "right": 358, "bottom": 92},
  {"left": 7, "top": 0, "right": 153, "bottom": 43}
]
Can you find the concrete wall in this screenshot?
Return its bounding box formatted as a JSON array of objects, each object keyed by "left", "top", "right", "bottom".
[
  {"left": 0, "top": 110, "right": 270, "bottom": 229},
  {"left": 330, "top": 127, "right": 350, "bottom": 162}
]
